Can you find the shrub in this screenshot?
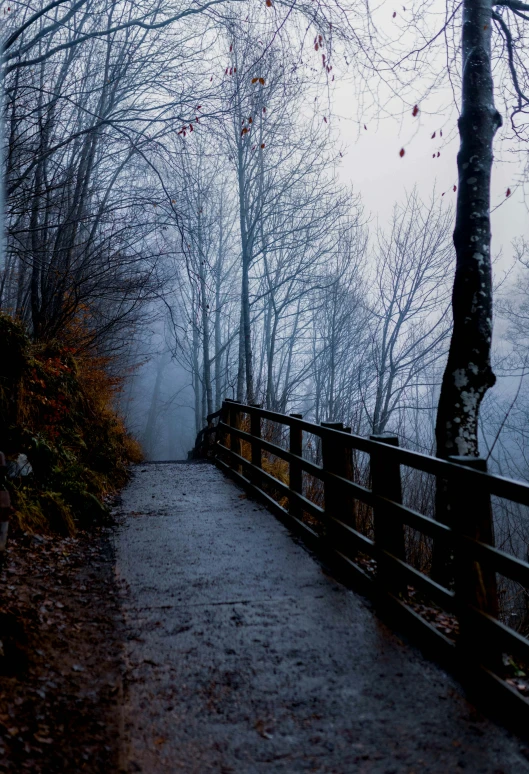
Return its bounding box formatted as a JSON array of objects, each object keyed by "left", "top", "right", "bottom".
[{"left": 0, "top": 314, "right": 142, "bottom": 535}]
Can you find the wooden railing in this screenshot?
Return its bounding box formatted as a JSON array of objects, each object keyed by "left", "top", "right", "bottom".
[
  {"left": 207, "top": 398, "right": 529, "bottom": 725},
  {"left": 188, "top": 408, "right": 222, "bottom": 460}
]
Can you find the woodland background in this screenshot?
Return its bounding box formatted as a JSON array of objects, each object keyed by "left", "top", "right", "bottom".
[{"left": 1, "top": 0, "right": 529, "bottom": 561}]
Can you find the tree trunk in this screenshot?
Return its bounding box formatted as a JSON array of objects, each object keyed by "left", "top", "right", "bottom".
[
  {"left": 241, "top": 257, "right": 254, "bottom": 403},
  {"left": 214, "top": 272, "right": 223, "bottom": 411},
  {"left": 267, "top": 309, "right": 278, "bottom": 410},
  {"left": 197, "top": 210, "right": 213, "bottom": 416},
  {"left": 214, "top": 209, "right": 224, "bottom": 411},
  {"left": 192, "top": 300, "right": 202, "bottom": 435},
  {"left": 235, "top": 125, "right": 254, "bottom": 404},
  {"left": 435, "top": 0, "right": 501, "bottom": 460},
  {"left": 236, "top": 303, "right": 245, "bottom": 402}
]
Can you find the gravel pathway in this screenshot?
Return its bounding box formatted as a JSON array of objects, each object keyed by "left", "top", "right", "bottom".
[{"left": 115, "top": 462, "right": 529, "bottom": 773}]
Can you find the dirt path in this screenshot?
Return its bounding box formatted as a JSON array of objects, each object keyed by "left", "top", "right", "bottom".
[{"left": 116, "top": 462, "right": 529, "bottom": 774}]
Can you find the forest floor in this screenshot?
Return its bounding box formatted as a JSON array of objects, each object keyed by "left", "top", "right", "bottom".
[
  {"left": 0, "top": 523, "right": 124, "bottom": 772},
  {"left": 2, "top": 462, "right": 529, "bottom": 772}
]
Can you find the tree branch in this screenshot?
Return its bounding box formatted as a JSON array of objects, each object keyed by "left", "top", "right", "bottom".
[{"left": 492, "top": 10, "right": 529, "bottom": 110}]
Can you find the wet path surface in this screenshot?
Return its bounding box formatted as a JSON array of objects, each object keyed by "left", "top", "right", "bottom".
[{"left": 115, "top": 463, "right": 529, "bottom": 773}]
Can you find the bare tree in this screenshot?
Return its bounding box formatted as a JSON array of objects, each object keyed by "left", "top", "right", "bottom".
[{"left": 363, "top": 190, "right": 453, "bottom": 436}]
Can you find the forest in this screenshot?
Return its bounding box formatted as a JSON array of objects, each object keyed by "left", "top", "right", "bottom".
[
  {"left": 3, "top": 2, "right": 529, "bottom": 769},
  {"left": 0, "top": 0, "right": 528, "bottom": 527}
]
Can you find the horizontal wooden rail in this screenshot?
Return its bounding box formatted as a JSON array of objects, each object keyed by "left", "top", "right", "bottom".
[
  {"left": 229, "top": 401, "right": 529, "bottom": 506},
  {"left": 210, "top": 399, "right": 529, "bottom": 727}
]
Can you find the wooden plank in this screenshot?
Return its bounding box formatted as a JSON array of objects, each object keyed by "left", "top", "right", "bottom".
[
  {"left": 320, "top": 469, "right": 373, "bottom": 505},
  {"left": 381, "top": 550, "right": 456, "bottom": 611},
  {"left": 329, "top": 516, "right": 376, "bottom": 556},
  {"left": 238, "top": 403, "right": 529, "bottom": 508},
  {"left": 461, "top": 535, "right": 529, "bottom": 588},
  {"left": 466, "top": 606, "right": 529, "bottom": 665},
  {"left": 473, "top": 666, "right": 529, "bottom": 737},
  {"left": 288, "top": 486, "right": 324, "bottom": 522},
  {"left": 289, "top": 414, "right": 303, "bottom": 520},
  {"left": 249, "top": 405, "right": 262, "bottom": 486},
  {"left": 379, "top": 496, "right": 452, "bottom": 540},
  {"left": 371, "top": 434, "right": 405, "bottom": 595}
]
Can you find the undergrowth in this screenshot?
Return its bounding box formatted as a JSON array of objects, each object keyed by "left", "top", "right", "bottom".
[{"left": 0, "top": 314, "right": 142, "bottom": 535}]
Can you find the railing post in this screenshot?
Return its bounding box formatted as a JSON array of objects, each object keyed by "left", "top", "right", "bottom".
[
  {"left": 370, "top": 434, "right": 405, "bottom": 594},
  {"left": 215, "top": 403, "right": 229, "bottom": 462},
  {"left": 249, "top": 404, "right": 262, "bottom": 486},
  {"left": 449, "top": 456, "right": 498, "bottom": 662},
  {"left": 289, "top": 414, "right": 303, "bottom": 520},
  {"left": 321, "top": 421, "right": 344, "bottom": 539},
  {"left": 225, "top": 399, "right": 241, "bottom": 473},
  {"left": 342, "top": 427, "right": 357, "bottom": 531}
]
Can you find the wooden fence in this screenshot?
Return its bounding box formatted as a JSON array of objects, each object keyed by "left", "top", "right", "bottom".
[{"left": 198, "top": 398, "right": 529, "bottom": 727}]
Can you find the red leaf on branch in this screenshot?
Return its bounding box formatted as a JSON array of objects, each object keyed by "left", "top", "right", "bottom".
[
  {"left": 431, "top": 131, "right": 436, "bottom": 139},
  {"left": 412, "top": 105, "right": 419, "bottom": 117},
  {"left": 506, "top": 188, "right": 511, "bottom": 197},
  {"left": 453, "top": 185, "right": 457, "bottom": 192},
  {"left": 399, "top": 148, "right": 405, "bottom": 157}
]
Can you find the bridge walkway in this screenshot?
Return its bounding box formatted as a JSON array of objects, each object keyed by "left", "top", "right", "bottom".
[{"left": 115, "top": 462, "right": 528, "bottom": 773}]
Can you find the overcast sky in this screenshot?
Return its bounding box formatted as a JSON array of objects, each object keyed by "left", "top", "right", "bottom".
[{"left": 329, "top": 4, "right": 528, "bottom": 274}]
